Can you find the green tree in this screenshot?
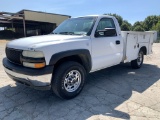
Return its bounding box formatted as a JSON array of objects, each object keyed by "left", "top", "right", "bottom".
[
  {"left": 121, "top": 20, "right": 132, "bottom": 31},
  {"left": 132, "top": 21, "right": 144, "bottom": 31},
  {"left": 121, "top": 23, "right": 130, "bottom": 31},
  {"left": 152, "top": 21, "right": 160, "bottom": 41},
  {"left": 143, "top": 15, "right": 159, "bottom": 31},
  {"left": 152, "top": 21, "right": 160, "bottom": 32},
  {"left": 133, "top": 21, "right": 143, "bottom": 27},
  {"left": 105, "top": 13, "right": 123, "bottom": 26},
  {"left": 104, "top": 13, "right": 160, "bottom": 32},
  {"left": 133, "top": 26, "right": 145, "bottom": 31}
]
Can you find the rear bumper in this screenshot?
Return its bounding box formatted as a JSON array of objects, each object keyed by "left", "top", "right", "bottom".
[{"left": 3, "top": 58, "right": 54, "bottom": 90}]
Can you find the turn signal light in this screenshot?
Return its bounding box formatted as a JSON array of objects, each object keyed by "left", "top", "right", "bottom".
[
  {"left": 35, "top": 63, "right": 46, "bottom": 68},
  {"left": 23, "top": 62, "right": 46, "bottom": 68}
]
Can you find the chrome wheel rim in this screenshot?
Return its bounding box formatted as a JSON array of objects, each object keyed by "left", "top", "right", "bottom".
[
  {"left": 64, "top": 70, "right": 81, "bottom": 92},
  {"left": 137, "top": 52, "right": 143, "bottom": 66}
]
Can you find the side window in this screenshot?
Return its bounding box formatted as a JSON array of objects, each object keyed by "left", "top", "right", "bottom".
[{"left": 96, "top": 18, "right": 117, "bottom": 37}]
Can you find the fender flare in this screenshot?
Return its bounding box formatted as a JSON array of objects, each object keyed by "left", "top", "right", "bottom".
[{"left": 49, "top": 49, "right": 92, "bottom": 72}]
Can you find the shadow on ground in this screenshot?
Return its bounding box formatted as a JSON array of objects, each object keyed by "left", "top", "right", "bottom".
[{"left": 0, "top": 63, "right": 160, "bottom": 120}]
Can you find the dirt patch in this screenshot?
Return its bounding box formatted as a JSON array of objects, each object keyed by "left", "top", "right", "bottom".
[{"left": 0, "top": 39, "right": 9, "bottom": 43}]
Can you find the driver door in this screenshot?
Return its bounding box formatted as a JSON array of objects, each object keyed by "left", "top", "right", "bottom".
[{"left": 91, "top": 18, "right": 123, "bottom": 71}]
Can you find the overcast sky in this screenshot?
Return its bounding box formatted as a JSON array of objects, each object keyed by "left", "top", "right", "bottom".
[{"left": 0, "top": 0, "right": 159, "bottom": 24}]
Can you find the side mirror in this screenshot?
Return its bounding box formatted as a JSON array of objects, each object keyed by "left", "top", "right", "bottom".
[{"left": 95, "top": 28, "right": 117, "bottom": 37}]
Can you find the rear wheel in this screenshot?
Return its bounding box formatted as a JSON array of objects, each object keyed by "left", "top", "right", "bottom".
[
  {"left": 51, "top": 61, "right": 86, "bottom": 99},
  {"left": 131, "top": 50, "right": 144, "bottom": 69}
]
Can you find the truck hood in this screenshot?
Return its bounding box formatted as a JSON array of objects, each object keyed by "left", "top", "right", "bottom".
[{"left": 7, "top": 34, "right": 88, "bottom": 50}]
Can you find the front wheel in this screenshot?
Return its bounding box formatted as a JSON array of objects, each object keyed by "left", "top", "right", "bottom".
[
  {"left": 51, "top": 61, "right": 86, "bottom": 99},
  {"left": 131, "top": 50, "right": 144, "bottom": 69}
]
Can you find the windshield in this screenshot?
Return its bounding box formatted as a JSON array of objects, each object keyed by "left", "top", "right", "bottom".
[{"left": 53, "top": 17, "right": 96, "bottom": 36}]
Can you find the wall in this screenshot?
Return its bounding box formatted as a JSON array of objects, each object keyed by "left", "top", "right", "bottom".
[{"left": 24, "top": 11, "right": 70, "bottom": 26}]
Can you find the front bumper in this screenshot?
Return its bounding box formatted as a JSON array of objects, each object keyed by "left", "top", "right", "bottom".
[{"left": 3, "top": 58, "right": 54, "bottom": 90}]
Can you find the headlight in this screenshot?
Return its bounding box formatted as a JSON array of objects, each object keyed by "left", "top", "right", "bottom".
[
  {"left": 22, "top": 50, "right": 46, "bottom": 68},
  {"left": 22, "top": 51, "right": 44, "bottom": 58}
]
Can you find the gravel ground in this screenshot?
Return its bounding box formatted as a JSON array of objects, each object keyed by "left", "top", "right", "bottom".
[{"left": 0, "top": 41, "right": 160, "bottom": 120}]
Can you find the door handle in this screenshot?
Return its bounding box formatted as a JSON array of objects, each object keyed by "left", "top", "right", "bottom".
[{"left": 116, "top": 40, "right": 120, "bottom": 45}]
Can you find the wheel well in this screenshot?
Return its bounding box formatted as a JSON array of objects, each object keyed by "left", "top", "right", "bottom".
[
  {"left": 54, "top": 55, "right": 89, "bottom": 72},
  {"left": 140, "top": 46, "right": 147, "bottom": 55}
]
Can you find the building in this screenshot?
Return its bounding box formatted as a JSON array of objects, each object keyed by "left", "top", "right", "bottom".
[{"left": 0, "top": 9, "right": 71, "bottom": 37}]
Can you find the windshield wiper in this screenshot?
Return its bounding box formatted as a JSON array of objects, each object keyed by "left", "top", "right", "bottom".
[
  {"left": 52, "top": 32, "right": 58, "bottom": 34},
  {"left": 73, "top": 32, "right": 87, "bottom": 36},
  {"left": 59, "top": 32, "right": 74, "bottom": 35}
]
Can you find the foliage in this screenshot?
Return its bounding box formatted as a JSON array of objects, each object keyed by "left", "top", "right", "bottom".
[
  {"left": 152, "top": 21, "right": 160, "bottom": 42},
  {"left": 104, "top": 13, "right": 160, "bottom": 32},
  {"left": 121, "top": 20, "right": 132, "bottom": 31},
  {"left": 133, "top": 26, "right": 145, "bottom": 31},
  {"left": 121, "top": 23, "right": 130, "bottom": 31},
  {"left": 104, "top": 13, "right": 132, "bottom": 31},
  {"left": 104, "top": 13, "right": 123, "bottom": 26},
  {"left": 132, "top": 21, "right": 145, "bottom": 31},
  {"left": 133, "top": 21, "right": 143, "bottom": 28},
  {"left": 152, "top": 21, "right": 160, "bottom": 32},
  {"left": 143, "top": 15, "right": 160, "bottom": 31}
]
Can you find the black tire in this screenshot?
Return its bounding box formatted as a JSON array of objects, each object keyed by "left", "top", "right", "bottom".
[
  {"left": 51, "top": 61, "right": 86, "bottom": 99},
  {"left": 131, "top": 50, "right": 144, "bottom": 69}
]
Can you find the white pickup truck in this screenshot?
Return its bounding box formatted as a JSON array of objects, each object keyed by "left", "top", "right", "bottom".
[{"left": 3, "top": 15, "right": 156, "bottom": 99}]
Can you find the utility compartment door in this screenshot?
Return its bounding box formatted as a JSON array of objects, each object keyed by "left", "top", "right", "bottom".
[
  {"left": 148, "top": 32, "right": 155, "bottom": 54},
  {"left": 125, "top": 34, "right": 139, "bottom": 62}
]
